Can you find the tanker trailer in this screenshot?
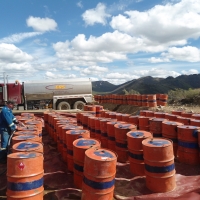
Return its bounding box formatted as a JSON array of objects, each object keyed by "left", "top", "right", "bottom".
[{"left": 23, "top": 78, "right": 93, "bottom": 110}]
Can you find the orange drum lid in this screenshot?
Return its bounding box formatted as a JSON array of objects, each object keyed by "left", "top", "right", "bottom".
[
  {"left": 26, "top": 120, "right": 41, "bottom": 125},
  {"left": 73, "top": 138, "right": 100, "bottom": 149},
  {"left": 62, "top": 125, "right": 83, "bottom": 130},
  {"left": 127, "top": 131, "right": 152, "bottom": 138},
  {"left": 100, "top": 118, "right": 116, "bottom": 122},
  {"left": 13, "top": 135, "right": 38, "bottom": 140},
  {"left": 192, "top": 114, "right": 200, "bottom": 118},
  {"left": 177, "top": 125, "right": 199, "bottom": 130},
  {"left": 66, "top": 129, "right": 88, "bottom": 135},
  {"left": 107, "top": 121, "right": 125, "bottom": 125},
  {"left": 114, "top": 123, "right": 136, "bottom": 129},
  {"left": 13, "top": 142, "right": 42, "bottom": 151},
  {"left": 150, "top": 118, "right": 167, "bottom": 122},
  {"left": 85, "top": 148, "right": 117, "bottom": 161},
  {"left": 142, "top": 138, "right": 172, "bottom": 147},
  {"left": 8, "top": 152, "right": 42, "bottom": 159},
  {"left": 162, "top": 121, "right": 183, "bottom": 126}
]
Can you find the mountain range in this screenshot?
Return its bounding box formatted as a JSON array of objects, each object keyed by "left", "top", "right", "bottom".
[{"left": 92, "top": 74, "right": 200, "bottom": 94}]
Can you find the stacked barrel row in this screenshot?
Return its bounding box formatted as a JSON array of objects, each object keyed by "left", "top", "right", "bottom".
[
  {"left": 44, "top": 111, "right": 117, "bottom": 200},
  {"left": 94, "top": 94, "right": 168, "bottom": 107},
  {"left": 7, "top": 113, "right": 44, "bottom": 200}
]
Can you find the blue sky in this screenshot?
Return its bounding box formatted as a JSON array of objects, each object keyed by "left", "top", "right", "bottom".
[{"left": 0, "top": 0, "right": 200, "bottom": 84}]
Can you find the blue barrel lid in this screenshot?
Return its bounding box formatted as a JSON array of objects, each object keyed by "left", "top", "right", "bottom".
[
  {"left": 70, "top": 130, "right": 86, "bottom": 135},
  {"left": 164, "top": 121, "right": 179, "bottom": 125},
  {"left": 17, "top": 152, "right": 37, "bottom": 158},
  {"left": 16, "top": 142, "right": 40, "bottom": 149},
  {"left": 94, "top": 150, "right": 114, "bottom": 158},
  {"left": 16, "top": 135, "right": 36, "bottom": 139},
  {"left": 130, "top": 131, "right": 144, "bottom": 138},
  {"left": 117, "top": 124, "right": 133, "bottom": 129},
  {"left": 147, "top": 140, "right": 170, "bottom": 146},
  {"left": 77, "top": 139, "right": 97, "bottom": 146},
  {"left": 178, "top": 125, "right": 197, "bottom": 129},
  {"left": 19, "top": 131, "right": 36, "bottom": 134}
]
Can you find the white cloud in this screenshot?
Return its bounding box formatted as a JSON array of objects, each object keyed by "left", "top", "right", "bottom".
[
  {"left": 82, "top": 3, "right": 111, "bottom": 26},
  {"left": 149, "top": 57, "right": 170, "bottom": 63},
  {"left": 162, "top": 46, "right": 200, "bottom": 62},
  {"left": 77, "top": 1, "right": 83, "bottom": 8},
  {"left": 0, "top": 32, "right": 43, "bottom": 44},
  {"left": 26, "top": 16, "right": 57, "bottom": 32},
  {"left": 110, "top": 0, "right": 200, "bottom": 44},
  {"left": 33, "top": 39, "right": 48, "bottom": 46},
  {"left": 0, "top": 43, "right": 33, "bottom": 63},
  {"left": 45, "top": 71, "right": 77, "bottom": 79},
  {"left": 81, "top": 66, "right": 108, "bottom": 75},
  {"left": 72, "top": 66, "right": 81, "bottom": 71},
  {"left": 181, "top": 69, "right": 199, "bottom": 75}
]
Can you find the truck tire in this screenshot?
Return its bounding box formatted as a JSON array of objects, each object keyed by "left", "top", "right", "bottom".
[
  {"left": 57, "top": 101, "right": 71, "bottom": 110},
  {"left": 73, "top": 101, "right": 85, "bottom": 110}
]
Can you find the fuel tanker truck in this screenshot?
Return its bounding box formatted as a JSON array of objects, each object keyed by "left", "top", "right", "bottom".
[{"left": 0, "top": 78, "right": 93, "bottom": 110}]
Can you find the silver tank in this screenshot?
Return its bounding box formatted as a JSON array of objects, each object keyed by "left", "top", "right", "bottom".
[{"left": 24, "top": 78, "right": 92, "bottom": 100}]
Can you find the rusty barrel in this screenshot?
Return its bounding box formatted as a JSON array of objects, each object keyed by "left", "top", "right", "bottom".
[
  {"left": 114, "top": 123, "right": 137, "bottom": 163},
  {"left": 66, "top": 129, "right": 90, "bottom": 172},
  {"left": 165, "top": 114, "right": 177, "bottom": 121},
  {"left": 94, "top": 117, "right": 104, "bottom": 141},
  {"left": 177, "top": 125, "right": 200, "bottom": 165},
  {"left": 61, "top": 125, "right": 83, "bottom": 163},
  {"left": 127, "top": 131, "right": 152, "bottom": 175},
  {"left": 146, "top": 111, "right": 155, "bottom": 117},
  {"left": 129, "top": 116, "right": 139, "bottom": 127},
  {"left": 82, "top": 114, "right": 93, "bottom": 130},
  {"left": 171, "top": 110, "right": 183, "bottom": 116},
  {"left": 100, "top": 118, "right": 116, "bottom": 148},
  {"left": 107, "top": 121, "right": 125, "bottom": 152},
  {"left": 12, "top": 142, "right": 43, "bottom": 153},
  {"left": 138, "top": 116, "right": 154, "bottom": 131},
  {"left": 142, "top": 95, "right": 149, "bottom": 107},
  {"left": 176, "top": 116, "right": 191, "bottom": 125},
  {"left": 181, "top": 112, "right": 193, "bottom": 118},
  {"left": 137, "top": 95, "right": 142, "bottom": 106},
  {"left": 95, "top": 105, "right": 103, "bottom": 117},
  {"left": 7, "top": 152, "right": 44, "bottom": 200},
  {"left": 148, "top": 94, "right": 157, "bottom": 107},
  {"left": 76, "top": 112, "right": 82, "bottom": 125},
  {"left": 162, "top": 121, "right": 183, "bottom": 157},
  {"left": 73, "top": 138, "right": 101, "bottom": 189},
  {"left": 82, "top": 148, "right": 117, "bottom": 200},
  {"left": 149, "top": 118, "right": 168, "bottom": 137},
  {"left": 12, "top": 135, "right": 41, "bottom": 146},
  {"left": 140, "top": 110, "right": 148, "bottom": 116},
  {"left": 190, "top": 119, "right": 200, "bottom": 126},
  {"left": 116, "top": 113, "right": 123, "bottom": 121},
  {"left": 154, "top": 112, "right": 165, "bottom": 118},
  {"left": 142, "top": 138, "right": 176, "bottom": 193},
  {"left": 108, "top": 112, "right": 117, "bottom": 119},
  {"left": 88, "top": 116, "right": 97, "bottom": 138},
  {"left": 159, "top": 94, "right": 168, "bottom": 106},
  {"left": 121, "top": 114, "right": 130, "bottom": 122},
  {"left": 192, "top": 114, "right": 200, "bottom": 120}
]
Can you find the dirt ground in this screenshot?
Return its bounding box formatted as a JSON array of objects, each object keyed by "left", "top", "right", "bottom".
[{"left": 100, "top": 103, "right": 200, "bottom": 115}]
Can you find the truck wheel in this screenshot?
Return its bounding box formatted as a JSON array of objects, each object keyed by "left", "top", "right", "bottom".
[
  {"left": 73, "top": 101, "right": 85, "bottom": 110},
  {"left": 57, "top": 101, "right": 71, "bottom": 110}
]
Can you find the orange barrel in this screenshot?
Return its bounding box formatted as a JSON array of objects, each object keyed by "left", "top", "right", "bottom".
[
  {"left": 181, "top": 112, "right": 193, "bottom": 118},
  {"left": 149, "top": 118, "right": 168, "bottom": 137},
  {"left": 177, "top": 125, "right": 200, "bottom": 165},
  {"left": 104, "top": 112, "right": 110, "bottom": 118},
  {"left": 165, "top": 113, "right": 177, "bottom": 121},
  {"left": 88, "top": 116, "right": 97, "bottom": 138},
  {"left": 138, "top": 116, "right": 154, "bottom": 131},
  {"left": 162, "top": 121, "right": 183, "bottom": 157},
  {"left": 190, "top": 119, "right": 200, "bottom": 126},
  {"left": 171, "top": 110, "right": 183, "bottom": 116},
  {"left": 127, "top": 131, "right": 152, "bottom": 175},
  {"left": 17, "top": 125, "right": 39, "bottom": 133},
  {"left": 114, "top": 123, "right": 137, "bottom": 163},
  {"left": 61, "top": 125, "right": 83, "bottom": 162},
  {"left": 148, "top": 94, "right": 157, "bottom": 107},
  {"left": 132, "top": 94, "right": 137, "bottom": 105},
  {"left": 7, "top": 152, "right": 44, "bottom": 200},
  {"left": 142, "top": 138, "right": 176, "bottom": 192},
  {"left": 73, "top": 138, "right": 101, "bottom": 189},
  {"left": 100, "top": 110, "right": 107, "bottom": 117},
  {"left": 84, "top": 105, "right": 89, "bottom": 111},
  {"left": 137, "top": 95, "right": 142, "bottom": 106},
  {"left": 109, "top": 112, "right": 117, "bottom": 119},
  {"left": 107, "top": 121, "right": 125, "bottom": 152},
  {"left": 154, "top": 112, "right": 165, "bottom": 118},
  {"left": 12, "top": 135, "right": 41, "bottom": 145},
  {"left": 66, "top": 129, "right": 90, "bottom": 172},
  {"left": 116, "top": 113, "right": 123, "bottom": 121},
  {"left": 95, "top": 105, "right": 103, "bottom": 117},
  {"left": 44, "top": 111, "right": 49, "bottom": 127},
  {"left": 99, "top": 118, "right": 116, "bottom": 148},
  {"left": 19, "top": 117, "right": 34, "bottom": 124},
  {"left": 94, "top": 117, "right": 104, "bottom": 140},
  {"left": 140, "top": 110, "right": 148, "bottom": 116},
  {"left": 82, "top": 148, "right": 117, "bottom": 200},
  {"left": 129, "top": 116, "right": 139, "bottom": 127},
  {"left": 12, "top": 142, "right": 43, "bottom": 153},
  {"left": 82, "top": 114, "right": 93, "bottom": 130},
  {"left": 25, "top": 120, "right": 42, "bottom": 131},
  {"left": 159, "top": 94, "right": 168, "bottom": 106},
  {"left": 21, "top": 112, "right": 35, "bottom": 117},
  {"left": 87, "top": 105, "right": 96, "bottom": 115},
  {"left": 176, "top": 116, "right": 191, "bottom": 125},
  {"left": 156, "top": 94, "right": 161, "bottom": 106},
  {"left": 76, "top": 112, "right": 82, "bottom": 125},
  {"left": 14, "top": 130, "right": 38, "bottom": 137},
  {"left": 191, "top": 114, "right": 200, "bottom": 120},
  {"left": 121, "top": 114, "right": 130, "bottom": 122},
  {"left": 142, "top": 95, "right": 149, "bottom": 107}
]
